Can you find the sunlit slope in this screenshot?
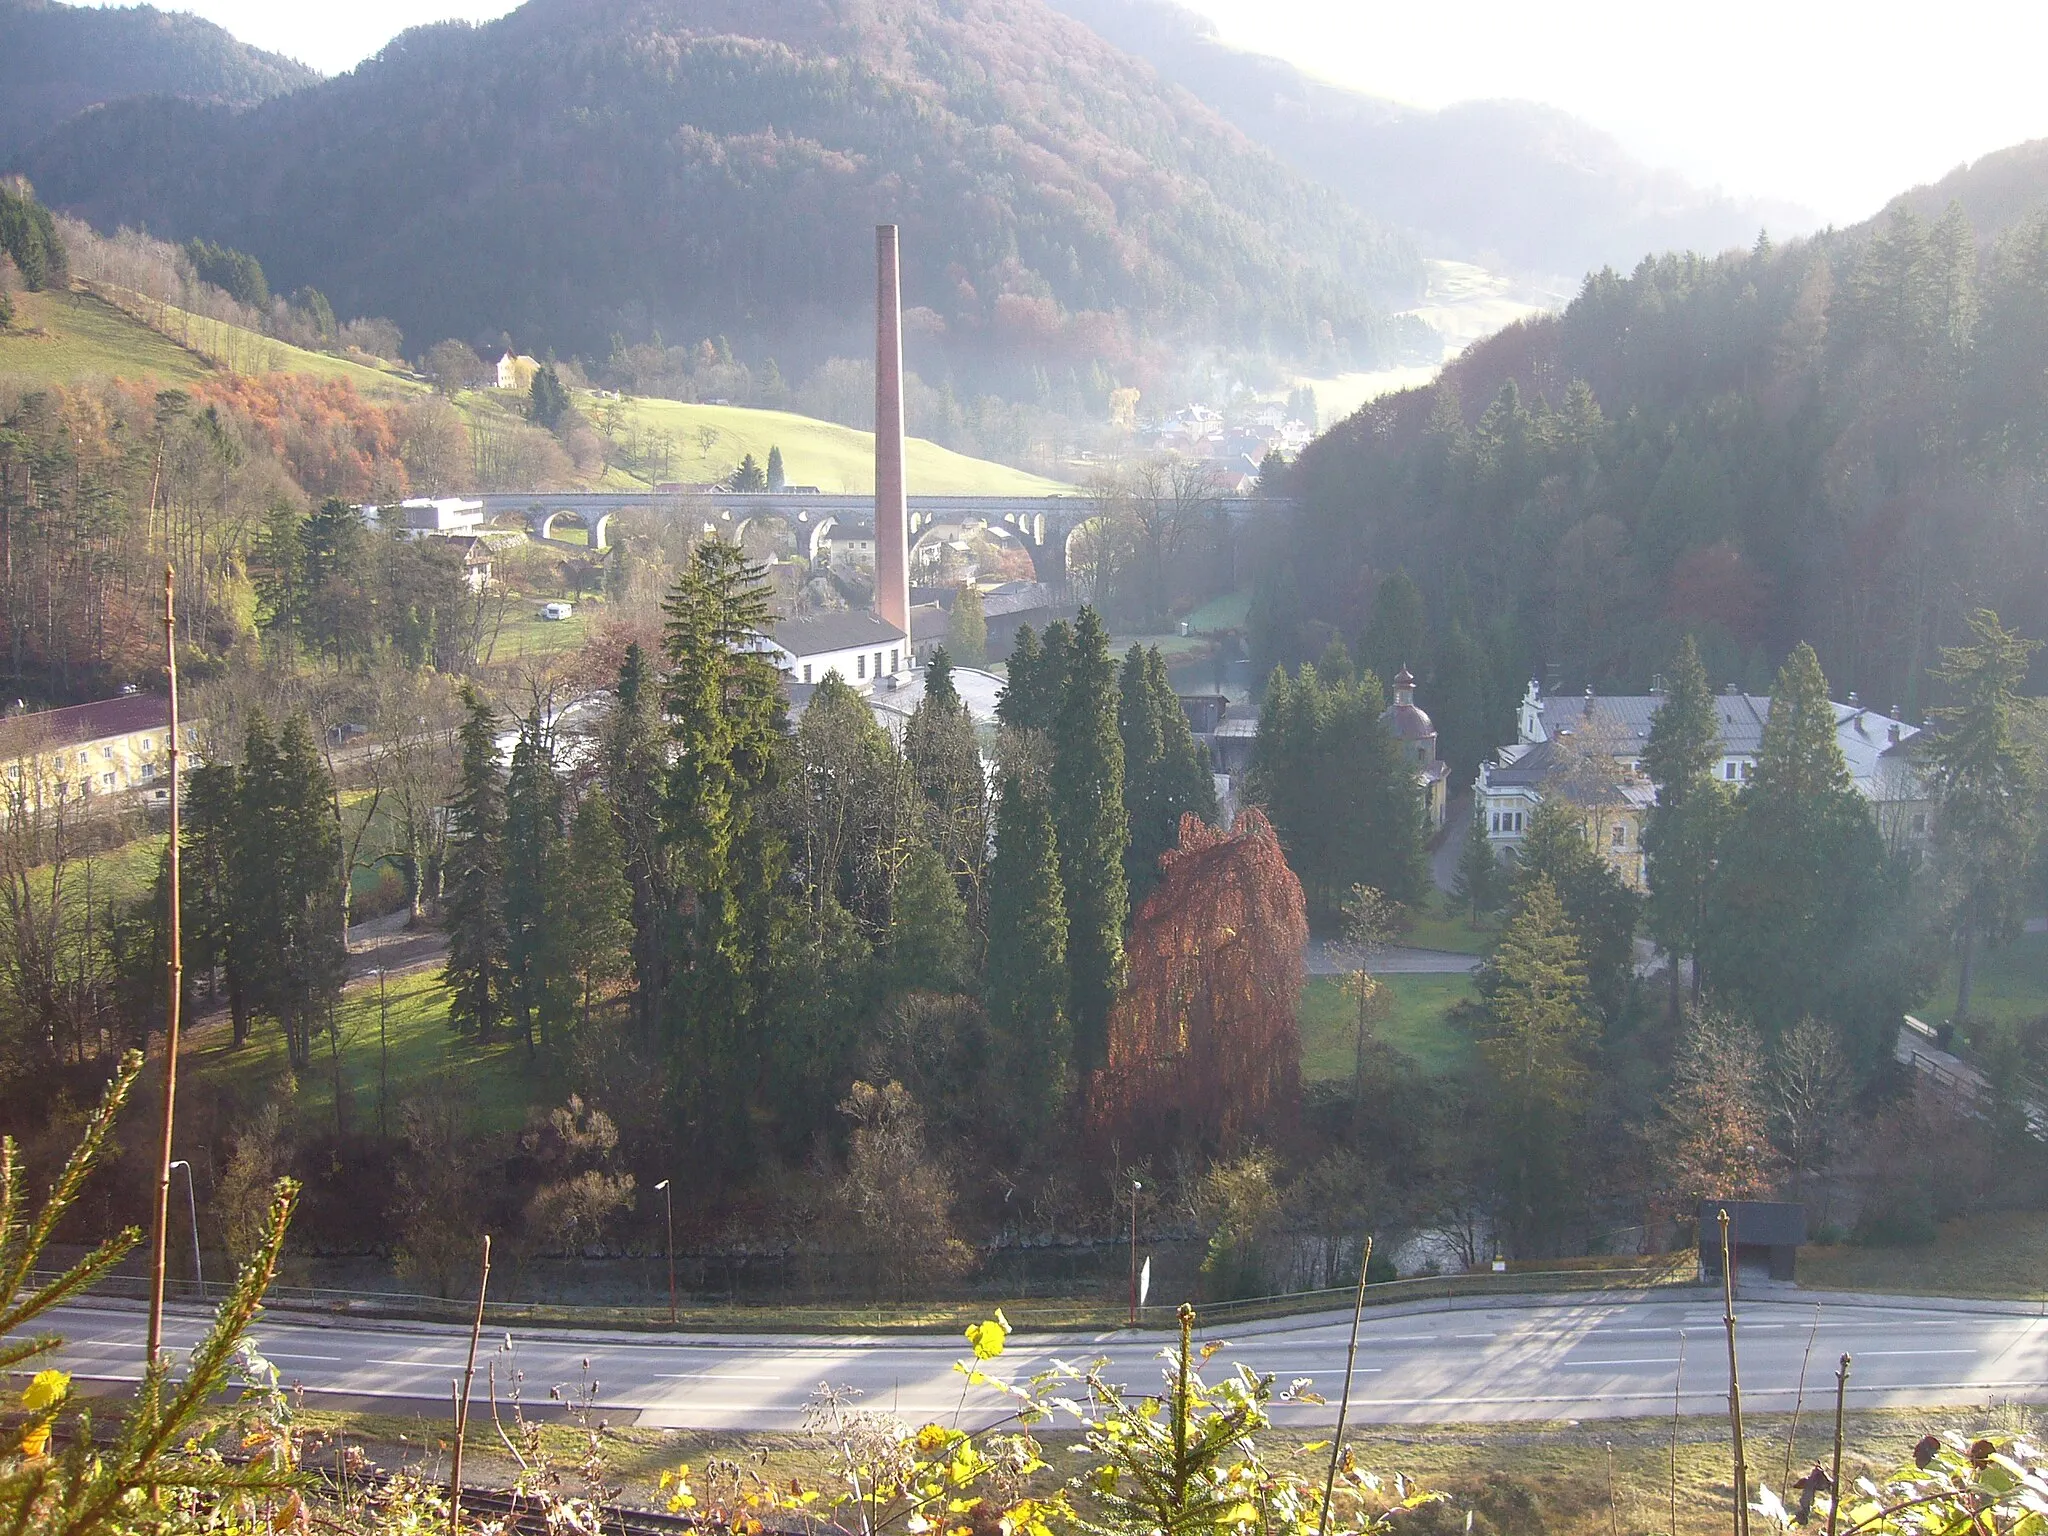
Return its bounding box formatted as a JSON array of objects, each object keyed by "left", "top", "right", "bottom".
[{"left": 605, "top": 395, "right": 1076, "bottom": 496}]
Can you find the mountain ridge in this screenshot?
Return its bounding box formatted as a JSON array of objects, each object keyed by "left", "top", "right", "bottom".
[
  {"left": 9, "top": 0, "right": 1429, "bottom": 384},
  {"left": 1043, "top": 0, "right": 1813, "bottom": 280},
  {"left": 0, "top": 0, "right": 317, "bottom": 163}
]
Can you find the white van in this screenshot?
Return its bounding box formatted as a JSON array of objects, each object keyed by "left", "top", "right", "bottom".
[{"left": 540, "top": 601, "right": 574, "bottom": 621}]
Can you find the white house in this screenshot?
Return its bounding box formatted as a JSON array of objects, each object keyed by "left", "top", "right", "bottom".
[
  {"left": 1476, "top": 680, "right": 1932, "bottom": 884},
  {"left": 376, "top": 498, "right": 486, "bottom": 540},
  {"left": 761, "top": 612, "right": 909, "bottom": 691}
]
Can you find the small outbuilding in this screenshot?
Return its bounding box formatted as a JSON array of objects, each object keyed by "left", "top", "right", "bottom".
[{"left": 1696, "top": 1199, "right": 1806, "bottom": 1288}]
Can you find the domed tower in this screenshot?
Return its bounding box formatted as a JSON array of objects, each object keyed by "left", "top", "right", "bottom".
[{"left": 1380, "top": 667, "right": 1450, "bottom": 829}]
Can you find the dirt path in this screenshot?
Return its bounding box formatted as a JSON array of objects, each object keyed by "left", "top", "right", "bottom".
[{"left": 344, "top": 908, "right": 449, "bottom": 982}]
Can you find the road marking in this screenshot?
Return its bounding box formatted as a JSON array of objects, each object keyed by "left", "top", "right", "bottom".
[
  {"left": 1452, "top": 1332, "right": 1497, "bottom": 1339},
  {"left": 266, "top": 1352, "right": 344, "bottom": 1362},
  {"left": 653, "top": 1372, "right": 785, "bottom": 1381},
  {"left": 1857, "top": 1349, "right": 1977, "bottom": 1357},
  {"left": 1564, "top": 1357, "right": 1681, "bottom": 1367}
]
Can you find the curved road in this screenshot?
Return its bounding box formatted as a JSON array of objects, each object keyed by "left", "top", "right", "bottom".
[{"left": 37, "top": 1293, "right": 2048, "bottom": 1429}]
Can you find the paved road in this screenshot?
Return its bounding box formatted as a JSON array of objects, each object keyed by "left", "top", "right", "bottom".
[
  {"left": 37, "top": 1294, "right": 2048, "bottom": 1431},
  {"left": 1304, "top": 941, "right": 1481, "bottom": 975}
]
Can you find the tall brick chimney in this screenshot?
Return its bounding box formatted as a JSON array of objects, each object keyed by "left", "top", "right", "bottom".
[{"left": 874, "top": 224, "right": 911, "bottom": 642}]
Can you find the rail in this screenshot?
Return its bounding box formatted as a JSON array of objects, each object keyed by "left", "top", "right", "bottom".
[{"left": 35, "top": 1254, "right": 1700, "bottom": 1335}]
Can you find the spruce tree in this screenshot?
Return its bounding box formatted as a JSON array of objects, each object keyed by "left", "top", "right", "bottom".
[
  {"left": 503, "top": 708, "right": 565, "bottom": 1056},
  {"left": 1121, "top": 644, "right": 1217, "bottom": 909},
  {"left": 996, "top": 624, "right": 1043, "bottom": 731},
  {"left": 561, "top": 790, "right": 636, "bottom": 1030},
  {"left": 1642, "top": 636, "right": 1730, "bottom": 1013},
  {"left": 183, "top": 761, "right": 249, "bottom": 1046},
  {"left": 986, "top": 772, "right": 1070, "bottom": 1143},
  {"left": 1477, "top": 874, "right": 1596, "bottom": 1255},
  {"left": 1051, "top": 608, "right": 1128, "bottom": 1070},
  {"left": 888, "top": 838, "right": 973, "bottom": 994},
  {"left": 1703, "top": 644, "right": 1896, "bottom": 1064},
  {"left": 766, "top": 444, "right": 786, "bottom": 491},
  {"left": 1452, "top": 806, "right": 1503, "bottom": 920},
  {"left": 443, "top": 687, "right": 509, "bottom": 1039},
  {"left": 529, "top": 362, "right": 570, "bottom": 429},
  {"left": 601, "top": 642, "right": 672, "bottom": 1037},
  {"left": 903, "top": 646, "right": 988, "bottom": 925},
  {"left": 1512, "top": 799, "right": 1640, "bottom": 1022},
  {"left": 1928, "top": 609, "right": 2040, "bottom": 1018}
]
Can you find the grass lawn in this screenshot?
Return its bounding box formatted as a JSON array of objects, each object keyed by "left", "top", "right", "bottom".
[
  {"left": 187, "top": 962, "right": 546, "bottom": 1137},
  {"left": 599, "top": 393, "right": 1076, "bottom": 496},
  {"left": 1110, "top": 631, "right": 1212, "bottom": 661},
  {"left": 0, "top": 288, "right": 213, "bottom": 386},
  {"left": 485, "top": 600, "right": 599, "bottom": 662},
  {"left": 1800, "top": 1211, "right": 2048, "bottom": 1300},
  {"left": 1402, "top": 896, "right": 1495, "bottom": 955},
  {"left": 1926, "top": 929, "right": 2048, "bottom": 1026},
  {"left": 1299, "top": 972, "right": 1475, "bottom": 1079},
  {"left": 1183, "top": 589, "right": 1250, "bottom": 631},
  {"left": 281, "top": 1404, "right": 2009, "bottom": 1536}
]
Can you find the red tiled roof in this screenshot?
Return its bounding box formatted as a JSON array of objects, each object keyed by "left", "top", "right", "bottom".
[{"left": 0, "top": 694, "right": 172, "bottom": 760}]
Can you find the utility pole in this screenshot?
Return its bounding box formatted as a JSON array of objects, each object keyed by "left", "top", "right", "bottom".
[
  {"left": 170, "top": 1159, "right": 201, "bottom": 1299},
  {"left": 146, "top": 565, "right": 184, "bottom": 1367}
]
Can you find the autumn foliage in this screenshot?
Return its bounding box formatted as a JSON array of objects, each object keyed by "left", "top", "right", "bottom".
[
  {"left": 1091, "top": 810, "right": 1307, "bottom": 1159},
  {"left": 189, "top": 373, "right": 408, "bottom": 500}
]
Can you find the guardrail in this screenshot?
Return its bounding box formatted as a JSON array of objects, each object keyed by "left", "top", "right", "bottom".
[{"left": 37, "top": 1254, "right": 1700, "bottom": 1335}]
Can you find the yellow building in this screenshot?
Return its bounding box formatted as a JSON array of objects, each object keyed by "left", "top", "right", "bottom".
[{"left": 0, "top": 692, "right": 197, "bottom": 815}]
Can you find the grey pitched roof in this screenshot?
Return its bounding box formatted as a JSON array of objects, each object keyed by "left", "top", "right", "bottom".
[
  {"left": 770, "top": 612, "right": 906, "bottom": 655},
  {"left": 1547, "top": 691, "right": 1772, "bottom": 753},
  {"left": 0, "top": 693, "right": 172, "bottom": 759}
]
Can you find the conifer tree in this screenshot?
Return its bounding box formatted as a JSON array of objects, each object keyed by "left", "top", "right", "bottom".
[
  {"left": 1703, "top": 644, "right": 1896, "bottom": 1063},
  {"left": 887, "top": 838, "right": 973, "bottom": 995},
  {"left": 903, "top": 647, "right": 988, "bottom": 925},
  {"left": 234, "top": 714, "right": 346, "bottom": 1074},
  {"left": 766, "top": 444, "right": 786, "bottom": 490},
  {"left": 1477, "top": 874, "right": 1596, "bottom": 1255},
  {"left": 1451, "top": 806, "right": 1503, "bottom": 921},
  {"left": 1051, "top": 608, "right": 1128, "bottom": 1070},
  {"left": 1121, "top": 644, "right": 1217, "bottom": 908},
  {"left": 1928, "top": 609, "right": 2041, "bottom": 1018},
  {"left": 985, "top": 772, "right": 1070, "bottom": 1143},
  {"left": 601, "top": 642, "right": 672, "bottom": 1037},
  {"left": 529, "top": 362, "right": 571, "bottom": 429},
  {"left": 503, "top": 707, "right": 565, "bottom": 1056},
  {"left": 443, "top": 687, "right": 509, "bottom": 1039},
  {"left": 1512, "top": 798, "right": 1640, "bottom": 1022},
  {"left": 561, "top": 790, "right": 636, "bottom": 1030},
  {"left": 1642, "top": 636, "right": 1731, "bottom": 1013},
  {"left": 996, "top": 624, "right": 1044, "bottom": 732},
  {"left": 183, "top": 761, "right": 249, "bottom": 1045}
]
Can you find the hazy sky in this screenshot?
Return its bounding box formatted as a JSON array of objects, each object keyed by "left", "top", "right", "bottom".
[{"left": 85, "top": 0, "right": 2048, "bottom": 225}]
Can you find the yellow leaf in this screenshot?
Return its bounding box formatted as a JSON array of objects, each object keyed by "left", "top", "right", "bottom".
[
  {"left": 21, "top": 1369, "right": 69, "bottom": 1413},
  {"left": 19, "top": 1424, "right": 50, "bottom": 1458},
  {"left": 966, "top": 1316, "right": 1010, "bottom": 1360}
]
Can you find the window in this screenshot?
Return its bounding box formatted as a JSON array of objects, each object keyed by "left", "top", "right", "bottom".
[
  {"left": 102, "top": 773, "right": 115, "bottom": 789},
  {"left": 1911, "top": 812, "right": 1928, "bottom": 834},
  {"left": 140, "top": 764, "right": 155, "bottom": 781},
  {"left": 1512, "top": 811, "right": 1524, "bottom": 832},
  {"left": 1612, "top": 824, "right": 1627, "bottom": 848},
  {"left": 1725, "top": 761, "right": 1738, "bottom": 780},
  {"left": 802, "top": 664, "right": 813, "bottom": 684},
  {"left": 873, "top": 651, "right": 883, "bottom": 679},
  {"left": 102, "top": 745, "right": 113, "bottom": 759},
  {"left": 1741, "top": 762, "right": 1754, "bottom": 780},
  {"left": 1490, "top": 811, "right": 1500, "bottom": 833},
  {"left": 889, "top": 648, "right": 899, "bottom": 674},
  {"left": 856, "top": 654, "right": 866, "bottom": 680},
  {"left": 140, "top": 737, "right": 152, "bottom": 751},
  {"left": 77, "top": 751, "right": 89, "bottom": 766},
  {"left": 3, "top": 765, "right": 14, "bottom": 779}
]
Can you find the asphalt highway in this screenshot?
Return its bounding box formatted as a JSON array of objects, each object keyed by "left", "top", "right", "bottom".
[{"left": 35, "top": 1294, "right": 2048, "bottom": 1431}]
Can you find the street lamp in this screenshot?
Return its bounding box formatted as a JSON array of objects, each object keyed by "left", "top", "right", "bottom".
[
  {"left": 169, "top": 1160, "right": 201, "bottom": 1300},
  {"left": 1128, "top": 1179, "right": 1142, "bottom": 1326},
  {"left": 654, "top": 1179, "right": 675, "bottom": 1324}
]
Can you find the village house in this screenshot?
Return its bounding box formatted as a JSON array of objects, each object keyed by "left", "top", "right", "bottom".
[
  {"left": 760, "top": 611, "right": 909, "bottom": 691},
  {"left": 0, "top": 692, "right": 200, "bottom": 815},
  {"left": 1475, "top": 679, "right": 1930, "bottom": 889}
]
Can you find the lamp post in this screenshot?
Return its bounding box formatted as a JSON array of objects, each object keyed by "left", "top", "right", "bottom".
[
  {"left": 1128, "top": 1179, "right": 1142, "bottom": 1326},
  {"left": 654, "top": 1179, "right": 675, "bottom": 1324},
  {"left": 169, "top": 1159, "right": 201, "bottom": 1300}
]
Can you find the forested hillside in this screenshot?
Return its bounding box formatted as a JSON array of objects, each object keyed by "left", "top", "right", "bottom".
[
  {"left": 0, "top": 0, "right": 315, "bottom": 162},
  {"left": 1045, "top": 0, "right": 1807, "bottom": 279},
  {"left": 9, "top": 0, "right": 1427, "bottom": 390},
  {"left": 1263, "top": 194, "right": 2048, "bottom": 751}
]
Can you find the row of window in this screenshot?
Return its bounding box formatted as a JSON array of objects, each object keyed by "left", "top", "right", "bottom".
[
  {"left": 798, "top": 649, "right": 903, "bottom": 686},
  {"left": 1490, "top": 809, "right": 1525, "bottom": 834}
]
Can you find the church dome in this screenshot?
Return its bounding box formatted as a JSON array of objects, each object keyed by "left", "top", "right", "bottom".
[{"left": 1380, "top": 666, "right": 1435, "bottom": 741}]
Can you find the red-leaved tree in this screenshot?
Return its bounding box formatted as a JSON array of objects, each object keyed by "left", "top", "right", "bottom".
[{"left": 1090, "top": 810, "right": 1308, "bottom": 1159}]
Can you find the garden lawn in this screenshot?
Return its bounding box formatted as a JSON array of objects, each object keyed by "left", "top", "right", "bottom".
[
  {"left": 1183, "top": 589, "right": 1250, "bottom": 631},
  {"left": 600, "top": 393, "right": 1075, "bottom": 495},
  {"left": 1298, "top": 972, "right": 1475, "bottom": 1079},
  {"left": 1799, "top": 1211, "right": 2048, "bottom": 1300},
  {"left": 1402, "top": 896, "right": 1494, "bottom": 955},
  {"left": 0, "top": 288, "right": 213, "bottom": 386},
  {"left": 485, "top": 600, "right": 598, "bottom": 661},
  {"left": 187, "top": 963, "right": 545, "bottom": 1137},
  {"left": 1927, "top": 929, "right": 2048, "bottom": 1026}
]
